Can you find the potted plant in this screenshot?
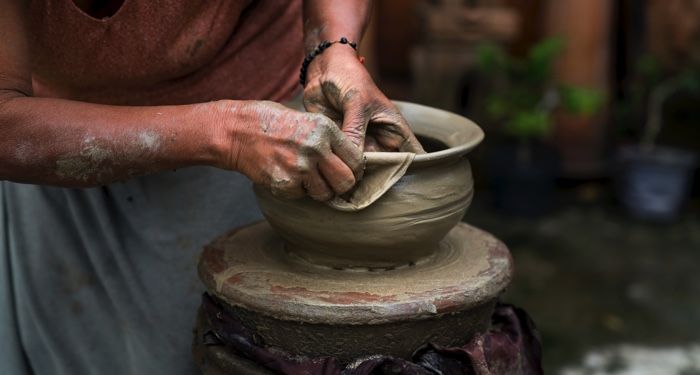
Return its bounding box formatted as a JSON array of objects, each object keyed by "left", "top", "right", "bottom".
[
  {"left": 615, "top": 58, "right": 699, "bottom": 222},
  {"left": 475, "top": 38, "right": 604, "bottom": 216}
]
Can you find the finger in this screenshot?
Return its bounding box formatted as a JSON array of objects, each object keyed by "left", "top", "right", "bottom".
[
  {"left": 318, "top": 154, "right": 356, "bottom": 195},
  {"left": 395, "top": 115, "right": 425, "bottom": 153},
  {"left": 303, "top": 166, "right": 335, "bottom": 202},
  {"left": 363, "top": 135, "right": 382, "bottom": 152},
  {"left": 395, "top": 122, "right": 425, "bottom": 153},
  {"left": 370, "top": 111, "right": 426, "bottom": 153},
  {"left": 327, "top": 125, "right": 364, "bottom": 180},
  {"left": 340, "top": 95, "right": 370, "bottom": 150},
  {"left": 303, "top": 93, "right": 342, "bottom": 123},
  {"left": 303, "top": 97, "right": 324, "bottom": 114}
]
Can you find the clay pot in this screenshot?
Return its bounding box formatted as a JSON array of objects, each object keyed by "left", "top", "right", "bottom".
[{"left": 254, "top": 101, "right": 484, "bottom": 268}]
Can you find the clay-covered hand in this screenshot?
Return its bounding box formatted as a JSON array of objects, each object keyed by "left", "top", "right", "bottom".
[
  {"left": 221, "top": 101, "right": 363, "bottom": 201},
  {"left": 303, "top": 46, "right": 425, "bottom": 153}
]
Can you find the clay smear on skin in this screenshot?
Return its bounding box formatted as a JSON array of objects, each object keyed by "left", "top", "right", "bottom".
[
  {"left": 15, "top": 141, "right": 33, "bottom": 164},
  {"left": 56, "top": 131, "right": 162, "bottom": 182},
  {"left": 253, "top": 104, "right": 344, "bottom": 197}
]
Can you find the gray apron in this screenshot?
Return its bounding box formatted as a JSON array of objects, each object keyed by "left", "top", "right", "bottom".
[{"left": 1, "top": 167, "right": 262, "bottom": 374}]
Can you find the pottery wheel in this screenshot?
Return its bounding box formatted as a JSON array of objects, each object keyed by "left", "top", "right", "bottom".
[{"left": 197, "top": 220, "right": 513, "bottom": 361}]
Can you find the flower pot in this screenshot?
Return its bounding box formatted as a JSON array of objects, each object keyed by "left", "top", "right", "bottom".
[{"left": 616, "top": 145, "right": 697, "bottom": 222}]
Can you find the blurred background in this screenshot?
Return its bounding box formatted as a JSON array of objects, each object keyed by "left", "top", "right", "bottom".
[{"left": 361, "top": 0, "right": 700, "bottom": 373}]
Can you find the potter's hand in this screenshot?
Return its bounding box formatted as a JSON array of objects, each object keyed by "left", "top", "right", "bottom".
[
  {"left": 221, "top": 101, "right": 363, "bottom": 201},
  {"left": 303, "top": 46, "right": 425, "bottom": 153}
]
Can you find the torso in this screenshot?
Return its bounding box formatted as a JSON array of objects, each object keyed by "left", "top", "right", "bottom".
[{"left": 28, "top": 0, "right": 303, "bottom": 105}]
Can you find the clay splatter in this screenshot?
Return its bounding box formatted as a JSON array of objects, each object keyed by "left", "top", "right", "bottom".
[
  {"left": 56, "top": 136, "right": 113, "bottom": 182},
  {"left": 14, "top": 141, "right": 32, "bottom": 164},
  {"left": 136, "top": 130, "right": 161, "bottom": 151},
  {"left": 55, "top": 131, "right": 163, "bottom": 183}
]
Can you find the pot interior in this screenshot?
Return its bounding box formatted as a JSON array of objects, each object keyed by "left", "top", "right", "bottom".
[{"left": 394, "top": 101, "right": 484, "bottom": 168}]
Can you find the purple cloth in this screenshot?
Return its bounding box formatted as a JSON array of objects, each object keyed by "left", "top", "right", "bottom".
[{"left": 201, "top": 294, "right": 543, "bottom": 374}]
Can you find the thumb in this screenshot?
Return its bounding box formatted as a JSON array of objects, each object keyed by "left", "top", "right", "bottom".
[{"left": 341, "top": 97, "right": 370, "bottom": 151}]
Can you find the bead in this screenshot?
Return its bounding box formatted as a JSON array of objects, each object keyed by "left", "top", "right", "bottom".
[{"left": 300, "top": 38, "right": 359, "bottom": 87}]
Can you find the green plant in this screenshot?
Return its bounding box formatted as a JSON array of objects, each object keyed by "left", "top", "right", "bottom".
[{"left": 476, "top": 37, "right": 604, "bottom": 140}]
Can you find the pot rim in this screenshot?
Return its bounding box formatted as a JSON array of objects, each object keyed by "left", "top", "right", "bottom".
[{"left": 393, "top": 101, "right": 485, "bottom": 167}]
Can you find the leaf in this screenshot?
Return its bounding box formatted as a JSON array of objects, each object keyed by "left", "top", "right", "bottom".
[
  {"left": 486, "top": 97, "right": 508, "bottom": 118},
  {"left": 525, "top": 37, "right": 565, "bottom": 82},
  {"left": 506, "top": 110, "right": 552, "bottom": 138},
  {"left": 476, "top": 43, "right": 508, "bottom": 74},
  {"left": 529, "top": 37, "right": 565, "bottom": 65},
  {"left": 559, "top": 86, "right": 605, "bottom": 115}
]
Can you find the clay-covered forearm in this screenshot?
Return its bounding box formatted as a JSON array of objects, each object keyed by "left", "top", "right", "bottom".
[
  {"left": 303, "top": 0, "right": 373, "bottom": 52},
  {"left": 0, "top": 93, "right": 228, "bottom": 187}
]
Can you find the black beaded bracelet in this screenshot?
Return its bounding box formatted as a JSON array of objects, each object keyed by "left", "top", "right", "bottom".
[{"left": 299, "top": 37, "right": 358, "bottom": 86}]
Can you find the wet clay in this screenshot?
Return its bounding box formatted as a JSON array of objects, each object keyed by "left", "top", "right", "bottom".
[
  {"left": 254, "top": 101, "right": 484, "bottom": 268},
  {"left": 198, "top": 222, "right": 512, "bottom": 325},
  {"left": 326, "top": 152, "right": 415, "bottom": 211},
  {"left": 255, "top": 158, "right": 473, "bottom": 268}
]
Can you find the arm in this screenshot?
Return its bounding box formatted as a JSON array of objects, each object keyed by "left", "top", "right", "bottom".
[
  {"left": 0, "top": 0, "right": 222, "bottom": 187},
  {"left": 0, "top": 0, "right": 360, "bottom": 200},
  {"left": 302, "top": 0, "right": 424, "bottom": 153},
  {"left": 303, "top": 1, "right": 372, "bottom": 53},
  {"left": 1, "top": 95, "right": 228, "bottom": 187}
]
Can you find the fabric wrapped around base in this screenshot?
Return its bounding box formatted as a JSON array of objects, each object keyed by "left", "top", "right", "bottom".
[{"left": 196, "top": 293, "right": 543, "bottom": 375}]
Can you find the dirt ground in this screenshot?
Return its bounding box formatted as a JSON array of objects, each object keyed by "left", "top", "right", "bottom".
[{"left": 465, "top": 184, "right": 700, "bottom": 373}]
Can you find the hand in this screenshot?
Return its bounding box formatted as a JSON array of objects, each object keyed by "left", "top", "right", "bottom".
[
  {"left": 302, "top": 46, "right": 425, "bottom": 153},
  {"left": 220, "top": 101, "right": 363, "bottom": 201}
]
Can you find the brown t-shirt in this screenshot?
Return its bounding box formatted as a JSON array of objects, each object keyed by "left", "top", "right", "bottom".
[{"left": 28, "top": 0, "right": 303, "bottom": 105}]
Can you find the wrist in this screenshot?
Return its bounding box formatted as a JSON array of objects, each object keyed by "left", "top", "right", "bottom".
[
  {"left": 304, "top": 28, "right": 362, "bottom": 54},
  {"left": 303, "top": 40, "right": 362, "bottom": 85},
  {"left": 204, "top": 99, "right": 248, "bottom": 170}
]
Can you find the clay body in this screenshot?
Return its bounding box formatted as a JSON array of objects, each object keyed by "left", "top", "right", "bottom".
[{"left": 255, "top": 101, "right": 485, "bottom": 268}]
